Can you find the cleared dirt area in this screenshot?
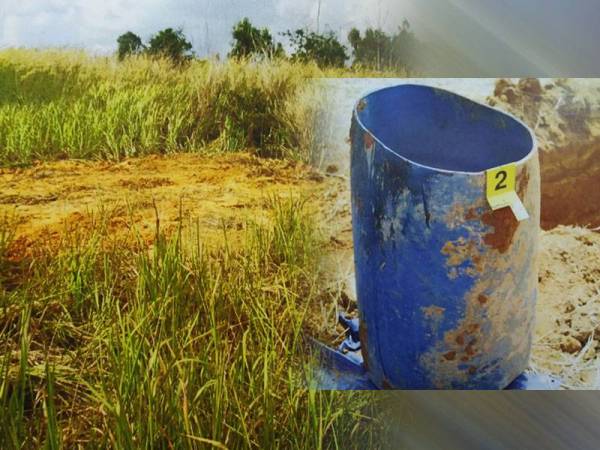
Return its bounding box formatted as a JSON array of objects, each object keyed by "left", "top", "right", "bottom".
[
  {"left": 533, "top": 226, "right": 600, "bottom": 388},
  {"left": 0, "top": 153, "right": 328, "bottom": 261}
]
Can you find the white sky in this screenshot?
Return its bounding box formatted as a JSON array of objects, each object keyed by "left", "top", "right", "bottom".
[{"left": 0, "top": 0, "right": 417, "bottom": 56}]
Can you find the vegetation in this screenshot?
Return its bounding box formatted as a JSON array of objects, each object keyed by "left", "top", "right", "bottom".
[
  {"left": 117, "top": 31, "right": 145, "bottom": 61},
  {"left": 230, "top": 18, "right": 284, "bottom": 59},
  {"left": 115, "top": 19, "right": 418, "bottom": 72},
  {"left": 284, "top": 29, "right": 348, "bottom": 69},
  {"left": 147, "top": 28, "right": 194, "bottom": 64},
  {"left": 0, "top": 20, "right": 413, "bottom": 445},
  {"left": 0, "top": 197, "right": 378, "bottom": 448},
  {"left": 116, "top": 28, "right": 194, "bottom": 64},
  {"left": 0, "top": 49, "right": 321, "bottom": 166},
  {"left": 348, "top": 21, "right": 418, "bottom": 72}
]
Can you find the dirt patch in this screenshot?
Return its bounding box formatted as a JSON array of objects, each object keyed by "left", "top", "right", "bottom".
[
  {"left": 0, "top": 193, "right": 59, "bottom": 205},
  {"left": 0, "top": 153, "right": 328, "bottom": 262},
  {"left": 532, "top": 226, "right": 600, "bottom": 388},
  {"left": 488, "top": 78, "right": 600, "bottom": 229},
  {"left": 539, "top": 139, "right": 600, "bottom": 229}
]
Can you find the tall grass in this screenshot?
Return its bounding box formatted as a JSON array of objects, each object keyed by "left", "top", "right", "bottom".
[
  {"left": 0, "top": 49, "right": 326, "bottom": 165},
  {"left": 0, "top": 198, "right": 377, "bottom": 448}
]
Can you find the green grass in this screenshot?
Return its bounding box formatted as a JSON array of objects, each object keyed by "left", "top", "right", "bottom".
[
  {"left": 0, "top": 197, "right": 378, "bottom": 448},
  {"left": 0, "top": 50, "right": 323, "bottom": 166}
]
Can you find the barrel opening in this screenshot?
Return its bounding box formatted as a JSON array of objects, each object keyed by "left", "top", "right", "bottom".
[{"left": 355, "top": 85, "right": 535, "bottom": 173}]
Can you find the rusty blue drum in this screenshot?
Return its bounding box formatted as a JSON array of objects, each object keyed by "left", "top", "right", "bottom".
[{"left": 350, "top": 84, "right": 539, "bottom": 389}]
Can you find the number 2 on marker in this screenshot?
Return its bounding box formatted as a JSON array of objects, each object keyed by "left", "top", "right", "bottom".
[
  {"left": 495, "top": 170, "right": 508, "bottom": 191},
  {"left": 486, "top": 163, "right": 528, "bottom": 220},
  {"left": 486, "top": 164, "right": 515, "bottom": 199}
]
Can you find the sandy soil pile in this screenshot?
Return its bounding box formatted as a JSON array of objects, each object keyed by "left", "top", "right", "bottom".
[
  {"left": 533, "top": 226, "right": 600, "bottom": 388},
  {"left": 0, "top": 153, "right": 326, "bottom": 262},
  {"left": 488, "top": 78, "right": 600, "bottom": 229}
]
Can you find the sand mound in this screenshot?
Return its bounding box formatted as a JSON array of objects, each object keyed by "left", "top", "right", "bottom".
[
  {"left": 488, "top": 78, "right": 600, "bottom": 229},
  {"left": 533, "top": 226, "right": 600, "bottom": 388}
]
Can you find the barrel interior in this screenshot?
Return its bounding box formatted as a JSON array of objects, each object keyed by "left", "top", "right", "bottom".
[{"left": 356, "top": 84, "right": 534, "bottom": 173}]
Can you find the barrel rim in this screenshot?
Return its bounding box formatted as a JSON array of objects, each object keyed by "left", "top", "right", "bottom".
[{"left": 353, "top": 83, "right": 538, "bottom": 175}]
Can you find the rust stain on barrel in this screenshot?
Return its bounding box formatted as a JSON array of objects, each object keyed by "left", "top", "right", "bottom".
[
  {"left": 465, "top": 208, "right": 478, "bottom": 220},
  {"left": 481, "top": 206, "right": 519, "bottom": 253},
  {"left": 363, "top": 132, "right": 375, "bottom": 151},
  {"left": 443, "top": 351, "right": 456, "bottom": 361},
  {"left": 481, "top": 166, "right": 527, "bottom": 253},
  {"left": 381, "top": 378, "right": 393, "bottom": 389}
]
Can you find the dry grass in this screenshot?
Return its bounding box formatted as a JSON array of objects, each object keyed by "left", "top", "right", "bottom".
[
  {"left": 0, "top": 196, "right": 378, "bottom": 448},
  {"left": 0, "top": 49, "right": 393, "bottom": 447},
  {"left": 0, "top": 50, "right": 323, "bottom": 165}
]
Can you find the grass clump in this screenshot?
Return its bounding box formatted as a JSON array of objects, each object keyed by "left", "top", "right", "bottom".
[
  {"left": 0, "top": 197, "right": 377, "bottom": 448},
  {"left": 0, "top": 49, "right": 322, "bottom": 166}
]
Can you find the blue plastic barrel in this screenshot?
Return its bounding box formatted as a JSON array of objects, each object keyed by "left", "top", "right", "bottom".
[{"left": 350, "top": 84, "right": 539, "bottom": 389}]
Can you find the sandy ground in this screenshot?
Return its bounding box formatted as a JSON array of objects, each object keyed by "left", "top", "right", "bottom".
[
  {"left": 0, "top": 153, "right": 328, "bottom": 262},
  {"left": 534, "top": 226, "right": 600, "bottom": 388},
  {"left": 315, "top": 78, "right": 600, "bottom": 389}
]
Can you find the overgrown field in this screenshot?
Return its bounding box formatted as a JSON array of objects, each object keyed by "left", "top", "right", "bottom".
[
  {"left": 0, "top": 49, "right": 328, "bottom": 166},
  {"left": 0, "top": 197, "right": 378, "bottom": 448},
  {"left": 0, "top": 50, "right": 404, "bottom": 167}
]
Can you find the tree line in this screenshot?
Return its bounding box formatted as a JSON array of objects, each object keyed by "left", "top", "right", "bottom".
[{"left": 117, "top": 18, "right": 419, "bottom": 71}]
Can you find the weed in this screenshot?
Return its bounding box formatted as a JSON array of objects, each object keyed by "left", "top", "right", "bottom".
[{"left": 0, "top": 198, "right": 377, "bottom": 448}]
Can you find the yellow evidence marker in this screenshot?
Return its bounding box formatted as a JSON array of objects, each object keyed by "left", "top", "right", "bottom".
[{"left": 486, "top": 163, "right": 529, "bottom": 221}]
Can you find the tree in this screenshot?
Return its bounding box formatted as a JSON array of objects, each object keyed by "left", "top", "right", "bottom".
[
  {"left": 116, "top": 31, "right": 144, "bottom": 60},
  {"left": 147, "top": 28, "right": 194, "bottom": 64},
  {"left": 284, "top": 29, "right": 348, "bottom": 68},
  {"left": 348, "top": 21, "right": 419, "bottom": 72},
  {"left": 348, "top": 27, "right": 392, "bottom": 71},
  {"left": 391, "top": 20, "right": 418, "bottom": 72},
  {"left": 230, "top": 18, "right": 284, "bottom": 58}
]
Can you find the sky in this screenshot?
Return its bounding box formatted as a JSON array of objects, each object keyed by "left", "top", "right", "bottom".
[
  {"left": 0, "top": 0, "right": 417, "bottom": 57},
  {"left": 409, "top": 0, "right": 600, "bottom": 75},
  {"left": 1, "top": 0, "right": 599, "bottom": 75}
]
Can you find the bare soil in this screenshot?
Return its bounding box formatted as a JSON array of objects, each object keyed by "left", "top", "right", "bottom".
[
  {"left": 533, "top": 226, "right": 600, "bottom": 388},
  {"left": 0, "top": 153, "right": 328, "bottom": 262}
]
